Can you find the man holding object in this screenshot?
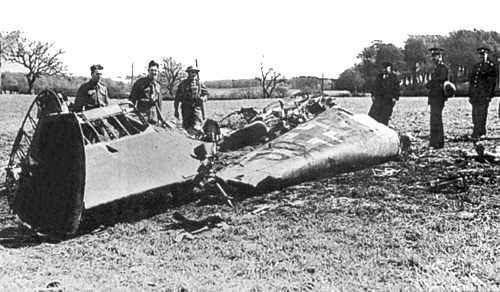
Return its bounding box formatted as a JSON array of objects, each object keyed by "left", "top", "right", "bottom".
[
  {"left": 426, "top": 47, "right": 449, "bottom": 149},
  {"left": 175, "top": 65, "right": 209, "bottom": 136},
  {"left": 469, "top": 46, "right": 497, "bottom": 139}
]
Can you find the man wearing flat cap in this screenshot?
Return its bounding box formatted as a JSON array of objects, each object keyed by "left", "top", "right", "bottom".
[
  {"left": 425, "top": 47, "right": 449, "bottom": 149},
  {"left": 174, "top": 65, "right": 209, "bottom": 136},
  {"left": 129, "top": 60, "right": 163, "bottom": 125},
  {"left": 74, "top": 64, "right": 109, "bottom": 112},
  {"left": 368, "top": 61, "right": 400, "bottom": 126},
  {"left": 468, "top": 46, "right": 497, "bottom": 139}
]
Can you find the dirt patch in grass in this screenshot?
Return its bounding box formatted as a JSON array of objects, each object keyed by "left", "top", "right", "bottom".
[{"left": 1, "top": 95, "right": 500, "bottom": 291}]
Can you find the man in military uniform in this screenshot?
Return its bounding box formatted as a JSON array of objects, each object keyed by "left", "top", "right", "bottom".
[
  {"left": 129, "top": 60, "right": 162, "bottom": 124},
  {"left": 425, "top": 47, "right": 449, "bottom": 149},
  {"left": 368, "top": 61, "right": 400, "bottom": 126},
  {"left": 469, "top": 46, "right": 497, "bottom": 139},
  {"left": 174, "top": 66, "right": 209, "bottom": 136},
  {"left": 74, "top": 64, "right": 109, "bottom": 112}
]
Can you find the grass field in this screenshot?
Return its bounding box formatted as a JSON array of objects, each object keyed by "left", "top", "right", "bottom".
[{"left": 1, "top": 94, "right": 500, "bottom": 291}]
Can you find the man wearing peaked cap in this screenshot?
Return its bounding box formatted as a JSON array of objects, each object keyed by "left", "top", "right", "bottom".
[
  {"left": 468, "top": 46, "right": 497, "bottom": 139},
  {"left": 129, "top": 60, "right": 163, "bottom": 125},
  {"left": 428, "top": 47, "right": 444, "bottom": 56},
  {"left": 175, "top": 65, "right": 209, "bottom": 137},
  {"left": 425, "top": 47, "right": 449, "bottom": 149},
  {"left": 477, "top": 46, "right": 491, "bottom": 55},
  {"left": 368, "top": 61, "right": 400, "bottom": 126},
  {"left": 74, "top": 64, "right": 109, "bottom": 112}
]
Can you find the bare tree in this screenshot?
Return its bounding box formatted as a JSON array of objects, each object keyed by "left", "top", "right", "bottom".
[
  {"left": 161, "top": 56, "right": 184, "bottom": 99},
  {"left": 0, "top": 31, "right": 20, "bottom": 93},
  {"left": 255, "top": 59, "right": 287, "bottom": 99},
  {"left": 6, "top": 34, "right": 66, "bottom": 93}
]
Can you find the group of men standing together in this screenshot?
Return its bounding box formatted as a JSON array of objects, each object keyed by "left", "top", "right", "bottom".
[
  {"left": 73, "top": 60, "right": 209, "bottom": 137},
  {"left": 73, "top": 48, "right": 497, "bottom": 146},
  {"left": 368, "top": 46, "right": 498, "bottom": 149}
]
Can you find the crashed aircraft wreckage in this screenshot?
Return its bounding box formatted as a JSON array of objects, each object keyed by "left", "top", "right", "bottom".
[
  {"left": 3, "top": 90, "right": 405, "bottom": 235},
  {"left": 215, "top": 104, "right": 404, "bottom": 194},
  {"left": 4, "top": 90, "right": 201, "bottom": 235},
  {"left": 216, "top": 92, "right": 338, "bottom": 150}
]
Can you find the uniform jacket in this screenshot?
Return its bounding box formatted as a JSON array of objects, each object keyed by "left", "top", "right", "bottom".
[
  {"left": 426, "top": 61, "right": 448, "bottom": 105},
  {"left": 175, "top": 78, "right": 209, "bottom": 108},
  {"left": 74, "top": 80, "right": 109, "bottom": 112},
  {"left": 129, "top": 76, "right": 162, "bottom": 111},
  {"left": 469, "top": 60, "right": 497, "bottom": 103},
  {"left": 372, "top": 72, "right": 400, "bottom": 103}
]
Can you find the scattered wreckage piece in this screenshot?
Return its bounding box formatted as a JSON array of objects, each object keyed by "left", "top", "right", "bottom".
[
  {"left": 450, "top": 134, "right": 500, "bottom": 142},
  {"left": 216, "top": 92, "right": 337, "bottom": 151},
  {"left": 215, "top": 106, "right": 403, "bottom": 194},
  {"left": 428, "top": 177, "right": 467, "bottom": 192},
  {"left": 371, "top": 168, "right": 400, "bottom": 177},
  {"left": 458, "top": 142, "right": 500, "bottom": 164},
  {"left": 218, "top": 121, "right": 268, "bottom": 152},
  {"left": 172, "top": 211, "right": 223, "bottom": 231},
  {"left": 4, "top": 90, "right": 201, "bottom": 235},
  {"left": 171, "top": 211, "right": 228, "bottom": 242}
]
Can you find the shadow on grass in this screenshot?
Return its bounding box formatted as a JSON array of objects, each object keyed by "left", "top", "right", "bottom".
[
  {"left": 0, "top": 189, "right": 48, "bottom": 248},
  {"left": 0, "top": 226, "right": 46, "bottom": 248},
  {"left": 76, "top": 182, "right": 223, "bottom": 235},
  {"left": 0, "top": 181, "right": 231, "bottom": 248}
]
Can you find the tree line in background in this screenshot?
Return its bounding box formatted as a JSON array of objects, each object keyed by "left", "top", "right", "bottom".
[
  {"left": 0, "top": 66, "right": 332, "bottom": 100},
  {"left": 0, "top": 30, "right": 318, "bottom": 99},
  {"left": 1, "top": 72, "right": 130, "bottom": 98},
  {"left": 0, "top": 31, "right": 67, "bottom": 94},
  {"left": 336, "top": 29, "right": 500, "bottom": 96},
  {"left": 2, "top": 29, "right": 499, "bottom": 99}
]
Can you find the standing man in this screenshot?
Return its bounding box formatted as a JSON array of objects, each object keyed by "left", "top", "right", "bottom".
[
  {"left": 174, "top": 65, "right": 209, "bottom": 136},
  {"left": 129, "top": 60, "right": 162, "bottom": 125},
  {"left": 469, "top": 46, "right": 497, "bottom": 139},
  {"left": 368, "top": 61, "right": 400, "bottom": 126},
  {"left": 425, "top": 47, "right": 449, "bottom": 149},
  {"left": 74, "top": 64, "right": 109, "bottom": 112}
]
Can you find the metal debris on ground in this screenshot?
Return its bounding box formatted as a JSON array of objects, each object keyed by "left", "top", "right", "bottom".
[
  {"left": 398, "top": 133, "right": 413, "bottom": 155},
  {"left": 172, "top": 211, "right": 226, "bottom": 242},
  {"left": 401, "top": 137, "right": 500, "bottom": 194},
  {"left": 458, "top": 142, "right": 500, "bottom": 164},
  {"left": 191, "top": 143, "right": 234, "bottom": 207},
  {"left": 251, "top": 205, "right": 271, "bottom": 215},
  {"left": 371, "top": 168, "right": 400, "bottom": 177},
  {"left": 35, "top": 280, "right": 65, "bottom": 292},
  {"left": 428, "top": 177, "right": 467, "bottom": 192},
  {"left": 249, "top": 199, "right": 307, "bottom": 216},
  {"left": 172, "top": 211, "right": 223, "bottom": 231}
]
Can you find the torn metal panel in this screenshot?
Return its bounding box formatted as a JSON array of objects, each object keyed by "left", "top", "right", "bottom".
[
  {"left": 4, "top": 90, "right": 200, "bottom": 235},
  {"left": 216, "top": 106, "right": 402, "bottom": 193},
  {"left": 83, "top": 126, "right": 200, "bottom": 208}
]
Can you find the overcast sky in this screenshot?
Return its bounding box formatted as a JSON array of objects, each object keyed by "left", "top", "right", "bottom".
[{"left": 1, "top": 0, "right": 499, "bottom": 81}]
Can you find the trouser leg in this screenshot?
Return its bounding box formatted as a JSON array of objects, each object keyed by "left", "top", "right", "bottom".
[
  {"left": 429, "top": 103, "right": 444, "bottom": 148},
  {"left": 368, "top": 101, "right": 392, "bottom": 125},
  {"left": 472, "top": 102, "right": 489, "bottom": 136},
  {"left": 380, "top": 103, "right": 394, "bottom": 126}
]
